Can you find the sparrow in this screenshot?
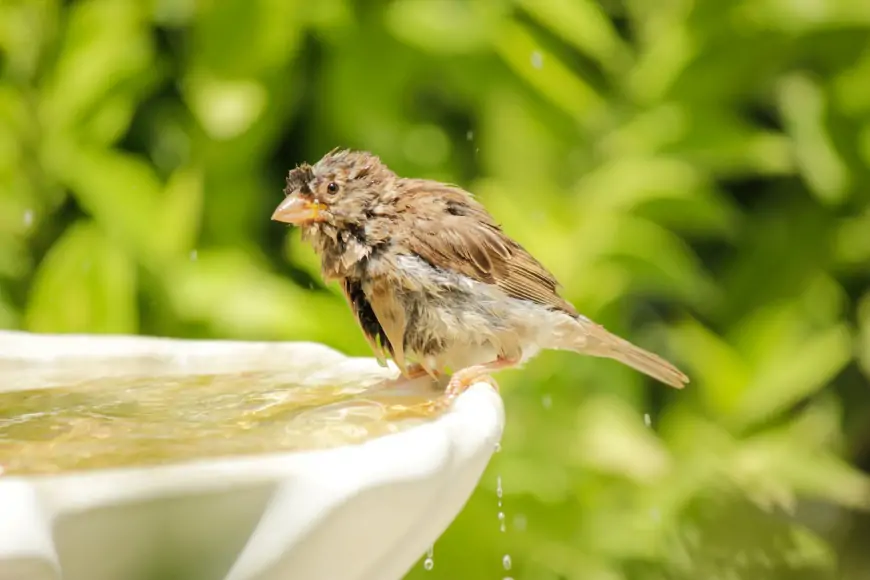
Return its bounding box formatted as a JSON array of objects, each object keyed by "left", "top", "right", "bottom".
[{"left": 272, "top": 148, "right": 688, "bottom": 404}]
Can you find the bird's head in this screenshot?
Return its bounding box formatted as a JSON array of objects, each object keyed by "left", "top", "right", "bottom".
[{"left": 272, "top": 148, "right": 395, "bottom": 230}]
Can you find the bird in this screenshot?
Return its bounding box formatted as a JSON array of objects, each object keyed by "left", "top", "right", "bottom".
[{"left": 272, "top": 148, "right": 688, "bottom": 406}]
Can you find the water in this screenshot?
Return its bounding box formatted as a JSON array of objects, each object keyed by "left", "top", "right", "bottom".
[
  {"left": 644, "top": 413, "right": 651, "bottom": 427},
  {"left": 189, "top": 249, "right": 198, "bottom": 261},
  {"left": 503, "top": 555, "right": 512, "bottom": 570},
  {"left": 498, "top": 510, "right": 506, "bottom": 533},
  {"left": 23, "top": 210, "right": 33, "bottom": 228},
  {"left": 0, "top": 369, "right": 446, "bottom": 476},
  {"left": 531, "top": 51, "right": 543, "bottom": 69},
  {"left": 541, "top": 393, "right": 552, "bottom": 409},
  {"left": 423, "top": 545, "right": 434, "bottom": 571},
  {"left": 466, "top": 130, "right": 473, "bottom": 141}
]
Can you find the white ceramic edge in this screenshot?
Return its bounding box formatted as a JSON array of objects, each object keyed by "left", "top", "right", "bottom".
[{"left": 0, "top": 331, "right": 505, "bottom": 580}]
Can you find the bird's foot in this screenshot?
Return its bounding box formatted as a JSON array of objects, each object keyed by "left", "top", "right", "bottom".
[
  {"left": 445, "top": 371, "right": 500, "bottom": 399},
  {"left": 379, "top": 358, "right": 512, "bottom": 420},
  {"left": 368, "top": 362, "right": 440, "bottom": 394},
  {"left": 405, "top": 362, "right": 440, "bottom": 380},
  {"left": 443, "top": 355, "right": 516, "bottom": 398}
]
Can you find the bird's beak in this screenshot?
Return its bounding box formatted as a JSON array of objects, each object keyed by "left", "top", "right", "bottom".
[{"left": 271, "top": 196, "right": 328, "bottom": 224}]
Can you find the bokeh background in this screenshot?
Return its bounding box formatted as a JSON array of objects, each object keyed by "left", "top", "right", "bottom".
[{"left": 3, "top": 0, "right": 870, "bottom": 578}]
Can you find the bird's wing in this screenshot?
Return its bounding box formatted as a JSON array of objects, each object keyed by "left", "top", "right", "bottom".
[
  {"left": 339, "top": 278, "right": 391, "bottom": 367},
  {"left": 397, "top": 180, "right": 578, "bottom": 316}
]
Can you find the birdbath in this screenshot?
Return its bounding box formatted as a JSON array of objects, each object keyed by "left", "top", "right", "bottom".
[{"left": 0, "top": 331, "right": 504, "bottom": 580}]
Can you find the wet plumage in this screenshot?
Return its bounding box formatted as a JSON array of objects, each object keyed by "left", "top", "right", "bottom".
[{"left": 272, "top": 149, "right": 689, "bottom": 399}]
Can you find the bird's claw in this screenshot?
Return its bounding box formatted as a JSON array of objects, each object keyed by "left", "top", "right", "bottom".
[{"left": 445, "top": 371, "right": 500, "bottom": 398}]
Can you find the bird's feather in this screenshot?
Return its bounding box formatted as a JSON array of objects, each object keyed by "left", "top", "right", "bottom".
[
  {"left": 339, "top": 278, "right": 391, "bottom": 367},
  {"left": 396, "top": 179, "right": 579, "bottom": 316}
]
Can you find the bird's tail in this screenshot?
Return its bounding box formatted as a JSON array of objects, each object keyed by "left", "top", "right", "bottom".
[{"left": 554, "top": 316, "right": 689, "bottom": 389}]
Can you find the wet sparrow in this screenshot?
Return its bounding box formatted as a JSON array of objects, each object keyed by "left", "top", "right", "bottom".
[{"left": 272, "top": 149, "right": 688, "bottom": 403}]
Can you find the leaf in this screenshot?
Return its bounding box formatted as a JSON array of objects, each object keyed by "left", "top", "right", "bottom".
[
  {"left": 733, "top": 429, "right": 870, "bottom": 511},
  {"left": 733, "top": 323, "right": 852, "bottom": 430},
  {"left": 671, "top": 318, "right": 752, "bottom": 417},
  {"left": 580, "top": 213, "right": 718, "bottom": 306},
  {"left": 25, "top": 221, "right": 138, "bottom": 334},
  {"left": 625, "top": 22, "right": 695, "bottom": 104},
  {"left": 39, "top": 0, "right": 154, "bottom": 132},
  {"left": 55, "top": 147, "right": 170, "bottom": 267},
  {"left": 515, "top": 0, "right": 630, "bottom": 72},
  {"left": 778, "top": 73, "right": 850, "bottom": 205},
  {"left": 155, "top": 166, "right": 204, "bottom": 258},
  {"left": 493, "top": 20, "right": 604, "bottom": 121},
  {"left": 385, "top": 0, "right": 493, "bottom": 54},
  {"left": 572, "top": 396, "right": 672, "bottom": 481}
]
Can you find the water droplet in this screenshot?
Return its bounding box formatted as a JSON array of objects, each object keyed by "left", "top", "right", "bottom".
[
  {"left": 644, "top": 413, "right": 651, "bottom": 427},
  {"left": 531, "top": 51, "right": 543, "bottom": 69},
  {"left": 466, "top": 130, "right": 474, "bottom": 141},
  {"left": 23, "top": 210, "right": 33, "bottom": 228},
  {"left": 513, "top": 513, "right": 527, "bottom": 531},
  {"left": 423, "top": 545, "right": 434, "bottom": 570},
  {"left": 503, "top": 555, "right": 512, "bottom": 570},
  {"left": 541, "top": 394, "right": 552, "bottom": 409},
  {"left": 494, "top": 441, "right": 501, "bottom": 453},
  {"left": 496, "top": 475, "right": 503, "bottom": 498},
  {"left": 498, "top": 511, "right": 506, "bottom": 532},
  {"left": 190, "top": 249, "right": 198, "bottom": 261}
]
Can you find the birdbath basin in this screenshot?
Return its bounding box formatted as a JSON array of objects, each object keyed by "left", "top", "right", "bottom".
[{"left": 0, "top": 331, "right": 504, "bottom": 580}]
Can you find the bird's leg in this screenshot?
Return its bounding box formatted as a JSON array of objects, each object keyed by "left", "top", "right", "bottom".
[
  {"left": 369, "top": 361, "right": 440, "bottom": 395},
  {"left": 444, "top": 355, "right": 518, "bottom": 399},
  {"left": 404, "top": 362, "right": 438, "bottom": 380}
]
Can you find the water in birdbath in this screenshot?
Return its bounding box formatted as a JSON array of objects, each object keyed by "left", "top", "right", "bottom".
[{"left": 0, "top": 367, "right": 446, "bottom": 476}]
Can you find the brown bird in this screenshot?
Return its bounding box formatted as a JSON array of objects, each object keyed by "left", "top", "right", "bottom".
[{"left": 272, "top": 148, "right": 688, "bottom": 404}]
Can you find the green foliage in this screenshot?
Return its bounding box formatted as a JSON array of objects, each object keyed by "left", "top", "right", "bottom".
[{"left": 2, "top": 0, "right": 870, "bottom": 577}]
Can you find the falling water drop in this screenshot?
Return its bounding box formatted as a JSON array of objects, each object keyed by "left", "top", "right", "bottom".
[
  {"left": 494, "top": 441, "right": 501, "bottom": 453},
  {"left": 496, "top": 476, "right": 503, "bottom": 499},
  {"left": 644, "top": 413, "right": 651, "bottom": 427},
  {"left": 503, "top": 555, "right": 512, "bottom": 570},
  {"left": 498, "top": 511, "right": 506, "bottom": 533},
  {"left": 531, "top": 51, "right": 543, "bottom": 69},
  {"left": 423, "top": 545, "right": 434, "bottom": 571},
  {"left": 541, "top": 394, "right": 552, "bottom": 409},
  {"left": 190, "top": 249, "right": 198, "bottom": 261},
  {"left": 466, "top": 130, "right": 474, "bottom": 141},
  {"left": 23, "top": 210, "right": 33, "bottom": 228}
]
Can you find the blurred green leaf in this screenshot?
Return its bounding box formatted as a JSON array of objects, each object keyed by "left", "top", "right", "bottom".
[
  {"left": 493, "top": 20, "right": 604, "bottom": 121},
  {"left": 515, "top": 0, "right": 629, "bottom": 71},
  {"left": 672, "top": 319, "right": 752, "bottom": 417},
  {"left": 385, "top": 0, "right": 493, "bottom": 54},
  {"left": 57, "top": 147, "right": 170, "bottom": 266},
  {"left": 155, "top": 166, "right": 204, "bottom": 258},
  {"left": 25, "top": 221, "right": 137, "bottom": 333},
  {"left": 734, "top": 323, "right": 851, "bottom": 430},
  {"left": 573, "top": 396, "right": 671, "bottom": 481},
  {"left": 778, "top": 73, "right": 850, "bottom": 205}
]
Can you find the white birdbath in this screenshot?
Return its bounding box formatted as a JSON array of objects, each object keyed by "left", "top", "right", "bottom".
[{"left": 0, "top": 331, "right": 504, "bottom": 580}]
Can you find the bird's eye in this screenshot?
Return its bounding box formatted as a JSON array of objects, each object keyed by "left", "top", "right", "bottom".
[{"left": 326, "top": 182, "right": 339, "bottom": 195}]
